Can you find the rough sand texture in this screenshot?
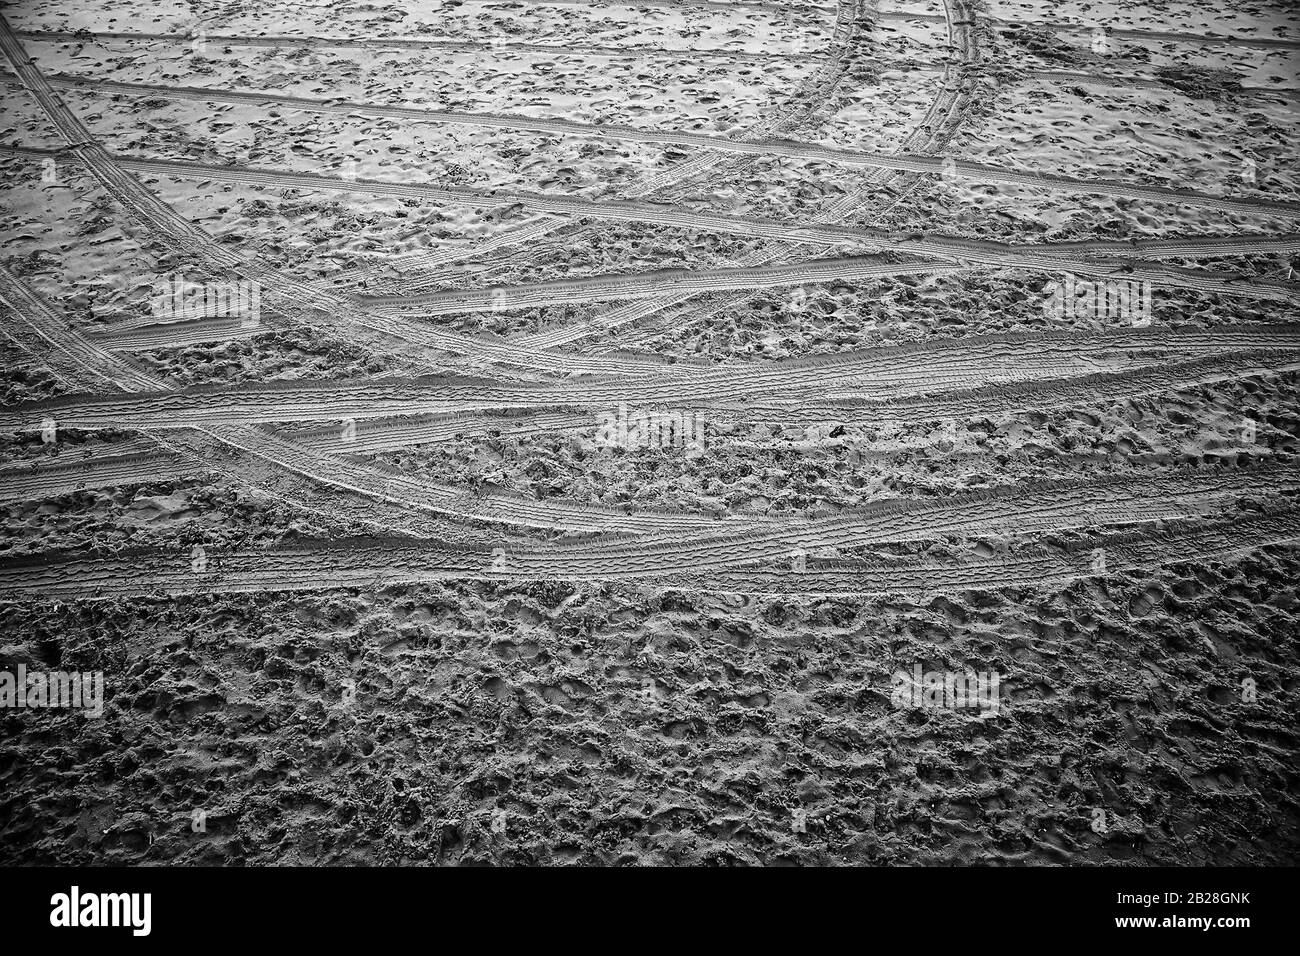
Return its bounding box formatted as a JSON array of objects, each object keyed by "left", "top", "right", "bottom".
[{"left": 0, "top": 0, "right": 1298, "bottom": 865}]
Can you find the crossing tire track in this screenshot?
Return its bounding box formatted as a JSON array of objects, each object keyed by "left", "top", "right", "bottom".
[
  {"left": 3, "top": 482, "right": 1295, "bottom": 601},
  {"left": 8, "top": 325, "right": 1297, "bottom": 431}
]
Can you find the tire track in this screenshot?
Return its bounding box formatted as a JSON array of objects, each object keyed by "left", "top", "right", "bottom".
[
  {"left": 728, "top": 350, "right": 1300, "bottom": 428},
  {"left": 1023, "top": 68, "right": 1300, "bottom": 102},
  {"left": 190, "top": 423, "right": 739, "bottom": 535},
  {"left": 2, "top": 2, "right": 884, "bottom": 370},
  {"left": 496, "top": 466, "right": 1300, "bottom": 577},
  {"left": 0, "top": 265, "right": 716, "bottom": 539},
  {"left": 13, "top": 29, "right": 828, "bottom": 63},
  {"left": 24, "top": 4, "right": 1290, "bottom": 50},
  {"left": 5, "top": 9, "right": 1294, "bottom": 590},
  {"left": 330, "top": 0, "right": 871, "bottom": 304},
  {"left": 18, "top": 147, "right": 1285, "bottom": 308},
  {"left": 90, "top": 315, "right": 267, "bottom": 351},
  {"left": 360, "top": 257, "right": 974, "bottom": 314},
  {"left": 359, "top": 248, "right": 1294, "bottom": 316},
  {"left": 580, "top": 0, "right": 1297, "bottom": 352},
  {"left": 1, "top": 19, "right": 759, "bottom": 537},
  {"left": 656, "top": 509, "right": 1300, "bottom": 596},
  {"left": 329, "top": 217, "right": 560, "bottom": 292},
  {"left": 0, "top": 447, "right": 195, "bottom": 502},
  {"left": 0, "top": 535, "right": 488, "bottom": 600},
  {"left": 534, "top": 0, "right": 984, "bottom": 352},
  {"left": 102, "top": 59, "right": 1255, "bottom": 303},
  {"left": 0, "top": 19, "right": 679, "bottom": 379},
  {"left": 0, "top": 266, "right": 501, "bottom": 543},
  {"left": 3, "top": 476, "right": 1295, "bottom": 600},
  {"left": 881, "top": 11, "right": 1300, "bottom": 50},
  {"left": 7, "top": 349, "right": 1292, "bottom": 499},
  {"left": 41, "top": 63, "right": 1290, "bottom": 220},
  {"left": 284, "top": 409, "right": 597, "bottom": 455},
  {"left": 0, "top": 264, "right": 162, "bottom": 393},
  {"left": 10, "top": 325, "right": 1299, "bottom": 431}
]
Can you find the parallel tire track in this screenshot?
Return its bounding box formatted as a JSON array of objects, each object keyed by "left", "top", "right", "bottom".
[
  {"left": 589, "top": 0, "right": 985, "bottom": 352},
  {"left": 0, "top": 266, "right": 162, "bottom": 393},
  {"left": 657, "top": 509, "right": 1300, "bottom": 596},
  {"left": 0, "top": 265, "right": 498, "bottom": 543},
  {"left": 12, "top": 29, "right": 829, "bottom": 62},
  {"left": 0, "top": 266, "right": 733, "bottom": 536},
  {"left": 497, "top": 467, "right": 1300, "bottom": 577},
  {"left": 15, "top": 147, "right": 1284, "bottom": 311},
  {"left": 0, "top": 18, "right": 750, "bottom": 538},
  {"left": 9, "top": 326, "right": 1298, "bottom": 430},
  {"left": 1, "top": 19, "right": 680, "bottom": 379},
  {"left": 0, "top": 447, "right": 194, "bottom": 502},
  {"left": 3, "top": 483, "right": 1295, "bottom": 600},
  {"left": 8, "top": 348, "right": 1295, "bottom": 502}
]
